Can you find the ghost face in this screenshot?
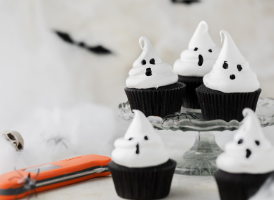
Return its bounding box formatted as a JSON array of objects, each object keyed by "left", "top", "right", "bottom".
[
  {"left": 203, "top": 58, "right": 252, "bottom": 89},
  {"left": 220, "top": 60, "right": 244, "bottom": 81},
  {"left": 225, "top": 132, "right": 271, "bottom": 160},
  {"left": 141, "top": 59, "right": 155, "bottom": 77},
  {"left": 180, "top": 45, "right": 220, "bottom": 67},
  {"left": 115, "top": 133, "right": 158, "bottom": 156},
  {"left": 128, "top": 135, "right": 149, "bottom": 155},
  {"left": 112, "top": 131, "right": 168, "bottom": 167}
]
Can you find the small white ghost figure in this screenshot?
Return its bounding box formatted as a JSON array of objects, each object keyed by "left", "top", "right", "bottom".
[
  {"left": 174, "top": 21, "right": 220, "bottom": 77},
  {"left": 1, "top": 130, "right": 24, "bottom": 151},
  {"left": 111, "top": 110, "right": 169, "bottom": 168},
  {"left": 203, "top": 30, "right": 260, "bottom": 93},
  {"left": 226, "top": 109, "right": 271, "bottom": 159},
  {"left": 217, "top": 108, "right": 274, "bottom": 174},
  {"left": 126, "top": 37, "right": 178, "bottom": 89}
]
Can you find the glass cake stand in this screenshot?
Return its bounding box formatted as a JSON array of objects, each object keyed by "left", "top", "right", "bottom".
[{"left": 118, "top": 97, "right": 274, "bottom": 176}]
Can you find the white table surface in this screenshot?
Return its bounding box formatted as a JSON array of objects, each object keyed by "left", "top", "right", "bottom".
[{"left": 34, "top": 174, "right": 219, "bottom": 200}]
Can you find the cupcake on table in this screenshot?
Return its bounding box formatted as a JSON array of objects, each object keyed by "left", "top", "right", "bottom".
[
  {"left": 173, "top": 21, "right": 220, "bottom": 109},
  {"left": 196, "top": 30, "right": 261, "bottom": 121},
  {"left": 125, "top": 37, "right": 185, "bottom": 117},
  {"left": 109, "top": 110, "right": 176, "bottom": 200},
  {"left": 214, "top": 108, "right": 274, "bottom": 200}
]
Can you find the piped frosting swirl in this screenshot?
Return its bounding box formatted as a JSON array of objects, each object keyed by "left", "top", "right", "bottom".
[
  {"left": 173, "top": 21, "right": 220, "bottom": 77},
  {"left": 217, "top": 108, "right": 274, "bottom": 174},
  {"left": 126, "top": 37, "right": 178, "bottom": 89},
  {"left": 111, "top": 110, "right": 169, "bottom": 168},
  {"left": 203, "top": 30, "right": 260, "bottom": 93}
]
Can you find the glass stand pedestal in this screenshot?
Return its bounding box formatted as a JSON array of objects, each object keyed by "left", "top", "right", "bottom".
[{"left": 175, "top": 131, "right": 223, "bottom": 175}]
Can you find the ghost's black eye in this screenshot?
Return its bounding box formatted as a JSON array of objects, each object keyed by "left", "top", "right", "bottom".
[
  {"left": 223, "top": 61, "right": 228, "bottom": 69},
  {"left": 255, "top": 140, "right": 260, "bottom": 146},
  {"left": 194, "top": 47, "right": 198, "bottom": 51},
  {"left": 238, "top": 139, "right": 243, "bottom": 144},
  {"left": 128, "top": 138, "right": 133, "bottom": 141},
  {"left": 144, "top": 136, "right": 148, "bottom": 140},
  {"left": 150, "top": 58, "right": 155, "bottom": 65},
  {"left": 237, "top": 64, "right": 242, "bottom": 72},
  {"left": 141, "top": 60, "right": 146, "bottom": 65},
  {"left": 208, "top": 49, "right": 212, "bottom": 53}
]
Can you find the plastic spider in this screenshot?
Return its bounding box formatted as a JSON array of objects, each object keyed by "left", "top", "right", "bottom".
[
  {"left": 8, "top": 168, "right": 40, "bottom": 200},
  {"left": 47, "top": 136, "right": 69, "bottom": 149}
]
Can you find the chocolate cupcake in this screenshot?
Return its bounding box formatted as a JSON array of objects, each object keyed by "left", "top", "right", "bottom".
[
  {"left": 196, "top": 30, "right": 261, "bottom": 121},
  {"left": 109, "top": 110, "right": 176, "bottom": 200},
  {"left": 214, "top": 108, "right": 274, "bottom": 200},
  {"left": 125, "top": 37, "right": 185, "bottom": 117},
  {"left": 173, "top": 21, "right": 220, "bottom": 109}
]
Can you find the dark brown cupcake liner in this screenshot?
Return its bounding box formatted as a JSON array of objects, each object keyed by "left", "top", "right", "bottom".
[
  {"left": 109, "top": 159, "right": 176, "bottom": 200},
  {"left": 196, "top": 84, "right": 261, "bottom": 122},
  {"left": 125, "top": 82, "right": 185, "bottom": 117},
  {"left": 178, "top": 75, "right": 203, "bottom": 109},
  {"left": 214, "top": 170, "right": 272, "bottom": 200}
]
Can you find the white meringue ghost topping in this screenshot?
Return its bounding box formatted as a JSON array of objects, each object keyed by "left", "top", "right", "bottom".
[
  {"left": 203, "top": 30, "right": 260, "bottom": 93},
  {"left": 217, "top": 108, "right": 274, "bottom": 174},
  {"left": 174, "top": 21, "right": 220, "bottom": 77},
  {"left": 126, "top": 37, "right": 178, "bottom": 89},
  {"left": 111, "top": 110, "right": 169, "bottom": 168}
]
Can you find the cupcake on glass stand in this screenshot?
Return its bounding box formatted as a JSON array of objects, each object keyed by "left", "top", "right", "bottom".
[
  {"left": 125, "top": 37, "right": 185, "bottom": 117},
  {"left": 173, "top": 21, "right": 220, "bottom": 109},
  {"left": 197, "top": 30, "right": 261, "bottom": 122}
]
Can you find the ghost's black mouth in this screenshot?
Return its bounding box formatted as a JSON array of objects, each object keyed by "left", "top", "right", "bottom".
[
  {"left": 246, "top": 149, "right": 252, "bottom": 158},
  {"left": 136, "top": 143, "right": 140, "bottom": 154},
  {"left": 55, "top": 31, "right": 112, "bottom": 55},
  {"left": 198, "top": 54, "right": 203, "bottom": 66}
]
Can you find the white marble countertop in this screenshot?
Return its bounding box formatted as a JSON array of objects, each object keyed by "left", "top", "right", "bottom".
[{"left": 35, "top": 174, "right": 219, "bottom": 200}]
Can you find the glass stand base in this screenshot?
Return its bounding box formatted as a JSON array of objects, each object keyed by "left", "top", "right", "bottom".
[{"left": 175, "top": 132, "right": 223, "bottom": 176}]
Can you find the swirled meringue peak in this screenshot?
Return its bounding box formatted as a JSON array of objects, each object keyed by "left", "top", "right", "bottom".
[
  {"left": 174, "top": 21, "right": 220, "bottom": 77},
  {"left": 203, "top": 30, "right": 260, "bottom": 93},
  {"left": 217, "top": 108, "right": 274, "bottom": 174},
  {"left": 111, "top": 110, "right": 169, "bottom": 168},
  {"left": 126, "top": 37, "right": 178, "bottom": 89}
]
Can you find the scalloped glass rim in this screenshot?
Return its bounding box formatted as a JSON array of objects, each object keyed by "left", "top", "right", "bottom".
[{"left": 118, "top": 97, "right": 274, "bottom": 132}]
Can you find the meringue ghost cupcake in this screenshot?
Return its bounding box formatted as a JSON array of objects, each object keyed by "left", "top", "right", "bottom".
[
  {"left": 125, "top": 37, "right": 185, "bottom": 117},
  {"left": 196, "top": 30, "right": 261, "bottom": 121},
  {"left": 174, "top": 21, "right": 220, "bottom": 109},
  {"left": 214, "top": 108, "right": 274, "bottom": 200},
  {"left": 109, "top": 110, "right": 176, "bottom": 200}
]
